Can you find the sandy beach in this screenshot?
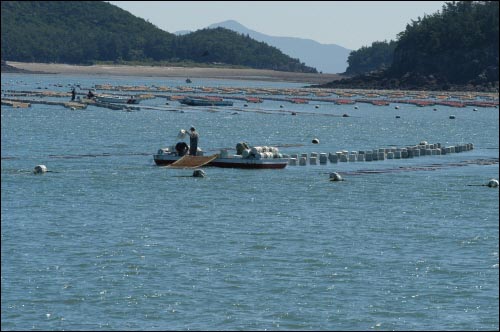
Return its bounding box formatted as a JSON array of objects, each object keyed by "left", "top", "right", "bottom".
[{"left": 6, "top": 61, "right": 342, "bottom": 84}]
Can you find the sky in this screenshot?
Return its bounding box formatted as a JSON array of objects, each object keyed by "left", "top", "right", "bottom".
[{"left": 108, "top": 1, "right": 447, "bottom": 50}]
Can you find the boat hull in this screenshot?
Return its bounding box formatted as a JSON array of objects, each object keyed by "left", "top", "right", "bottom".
[
  {"left": 154, "top": 154, "right": 287, "bottom": 169},
  {"left": 179, "top": 98, "right": 233, "bottom": 106}
]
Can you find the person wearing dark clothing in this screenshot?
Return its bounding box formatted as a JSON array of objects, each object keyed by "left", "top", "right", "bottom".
[
  {"left": 175, "top": 141, "right": 189, "bottom": 156},
  {"left": 188, "top": 127, "right": 199, "bottom": 156},
  {"left": 71, "top": 88, "right": 76, "bottom": 101},
  {"left": 87, "top": 90, "right": 95, "bottom": 99}
]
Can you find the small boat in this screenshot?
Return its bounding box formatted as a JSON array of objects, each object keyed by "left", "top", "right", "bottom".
[
  {"left": 154, "top": 147, "right": 288, "bottom": 169},
  {"left": 95, "top": 94, "right": 139, "bottom": 104},
  {"left": 179, "top": 97, "right": 233, "bottom": 106},
  {"left": 185, "top": 78, "right": 192, "bottom": 83}
]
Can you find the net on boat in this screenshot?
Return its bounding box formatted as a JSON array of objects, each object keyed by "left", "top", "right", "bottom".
[{"left": 166, "top": 155, "right": 218, "bottom": 168}]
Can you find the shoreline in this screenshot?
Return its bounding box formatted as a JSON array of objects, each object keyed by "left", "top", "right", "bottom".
[{"left": 5, "top": 61, "right": 342, "bottom": 84}]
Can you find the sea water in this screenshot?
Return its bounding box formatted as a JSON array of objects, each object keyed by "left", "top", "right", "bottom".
[{"left": 1, "top": 73, "right": 499, "bottom": 331}]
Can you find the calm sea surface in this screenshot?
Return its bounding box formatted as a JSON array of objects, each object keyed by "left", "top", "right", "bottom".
[{"left": 1, "top": 73, "right": 499, "bottom": 331}]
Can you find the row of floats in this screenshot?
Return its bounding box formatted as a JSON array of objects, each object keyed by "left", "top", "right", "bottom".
[{"left": 284, "top": 141, "right": 475, "bottom": 166}]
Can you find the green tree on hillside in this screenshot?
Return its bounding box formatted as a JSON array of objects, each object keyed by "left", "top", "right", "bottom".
[
  {"left": 1, "top": 1, "right": 317, "bottom": 73},
  {"left": 345, "top": 40, "right": 396, "bottom": 75},
  {"left": 390, "top": 1, "right": 499, "bottom": 84}
]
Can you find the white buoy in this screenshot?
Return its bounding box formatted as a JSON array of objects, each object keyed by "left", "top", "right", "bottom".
[
  {"left": 487, "top": 179, "right": 499, "bottom": 188},
  {"left": 34, "top": 165, "right": 47, "bottom": 174},
  {"left": 193, "top": 169, "right": 206, "bottom": 178},
  {"left": 312, "top": 138, "right": 320, "bottom": 144},
  {"left": 329, "top": 172, "right": 344, "bottom": 181}
]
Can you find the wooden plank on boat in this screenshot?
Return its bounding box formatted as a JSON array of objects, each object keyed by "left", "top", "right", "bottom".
[{"left": 167, "top": 154, "right": 218, "bottom": 168}]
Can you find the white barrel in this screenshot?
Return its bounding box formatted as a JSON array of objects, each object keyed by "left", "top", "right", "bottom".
[
  {"left": 365, "top": 152, "right": 373, "bottom": 161},
  {"left": 357, "top": 153, "right": 365, "bottom": 162},
  {"left": 339, "top": 154, "right": 348, "bottom": 162},
  {"left": 349, "top": 154, "right": 356, "bottom": 162},
  {"left": 288, "top": 158, "right": 298, "bottom": 166},
  {"left": 319, "top": 153, "right": 328, "bottom": 164},
  {"left": 387, "top": 152, "right": 394, "bottom": 159},
  {"left": 329, "top": 153, "right": 338, "bottom": 163},
  {"left": 394, "top": 151, "right": 401, "bottom": 159},
  {"left": 310, "top": 156, "right": 318, "bottom": 165},
  {"left": 299, "top": 157, "right": 307, "bottom": 166}
]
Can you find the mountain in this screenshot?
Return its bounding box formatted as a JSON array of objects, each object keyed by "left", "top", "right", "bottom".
[
  {"left": 206, "top": 20, "right": 351, "bottom": 74},
  {"left": 1, "top": 1, "right": 316, "bottom": 73}
]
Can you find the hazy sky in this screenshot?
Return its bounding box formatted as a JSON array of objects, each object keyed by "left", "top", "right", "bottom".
[{"left": 109, "top": 1, "right": 446, "bottom": 50}]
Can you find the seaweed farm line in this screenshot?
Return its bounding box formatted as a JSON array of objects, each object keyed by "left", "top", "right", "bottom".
[{"left": 1, "top": 81, "right": 498, "bottom": 112}]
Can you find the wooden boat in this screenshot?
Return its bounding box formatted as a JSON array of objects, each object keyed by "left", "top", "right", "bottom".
[
  {"left": 154, "top": 149, "right": 288, "bottom": 169},
  {"left": 95, "top": 94, "right": 139, "bottom": 104},
  {"left": 179, "top": 97, "right": 233, "bottom": 106}
]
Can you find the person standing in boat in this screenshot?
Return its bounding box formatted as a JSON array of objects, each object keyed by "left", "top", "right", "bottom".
[
  {"left": 71, "top": 87, "right": 76, "bottom": 101},
  {"left": 188, "top": 127, "right": 199, "bottom": 156}
]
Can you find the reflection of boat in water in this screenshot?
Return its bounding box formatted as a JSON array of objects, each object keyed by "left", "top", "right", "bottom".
[
  {"left": 179, "top": 97, "right": 233, "bottom": 106},
  {"left": 154, "top": 144, "right": 288, "bottom": 169},
  {"left": 95, "top": 94, "right": 139, "bottom": 104}
]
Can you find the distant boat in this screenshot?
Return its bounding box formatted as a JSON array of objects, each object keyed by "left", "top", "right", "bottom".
[
  {"left": 186, "top": 78, "right": 192, "bottom": 83},
  {"left": 179, "top": 97, "right": 233, "bottom": 106},
  {"left": 95, "top": 94, "right": 139, "bottom": 104}
]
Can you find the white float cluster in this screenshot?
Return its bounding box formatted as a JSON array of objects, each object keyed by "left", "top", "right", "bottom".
[{"left": 239, "top": 146, "right": 282, "bottom": 159}]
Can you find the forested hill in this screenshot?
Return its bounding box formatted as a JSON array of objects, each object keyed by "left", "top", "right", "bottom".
[
  {"left": 320, "top": 1, "right": 499, "bottom": 91},
  {"left": 0, "top": 1, "right": 317, "bottom": 73}
]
